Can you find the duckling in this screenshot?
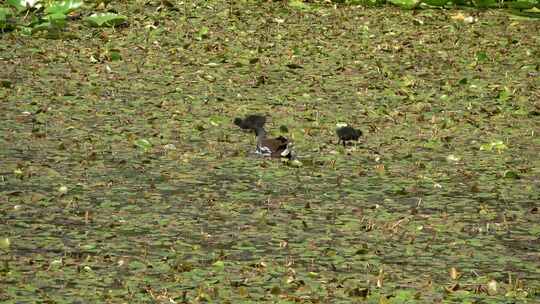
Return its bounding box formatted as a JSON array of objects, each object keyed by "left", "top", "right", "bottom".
[
  {"left": 254, "top": 126, "right": 294, "bottom": 159},
  {"left": 336, "top": 126, "right": 362, "bottom": 146},
  {"left": 233, "top": 114, "right": 266, "bottom": 131}
]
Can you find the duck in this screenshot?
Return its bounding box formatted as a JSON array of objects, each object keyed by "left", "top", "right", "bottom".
[
  {"left": 254, "top": 126, "right": 294, "bottom": 159},
  {"left": 233, "top": 114, "right": 266, "bottom": 131},
  {"left": 336, "top": 125, "right": 362, "bottom": 146}
]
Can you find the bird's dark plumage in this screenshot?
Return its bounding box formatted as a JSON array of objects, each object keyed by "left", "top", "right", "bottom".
[
  {"left": 234, "top": 115, "right": 266, "bottom": 131},
  {"left": 336, "top": 126, "right": 362, "bottom": 146},
  {"left": 234, "top": 114, "right": 294, "bottom": 159},
  {"left": 255, "top": 127, "right": 293, "bottom": 159}
]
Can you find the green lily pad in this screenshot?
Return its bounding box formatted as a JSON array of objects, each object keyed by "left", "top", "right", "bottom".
[
  {"left": 31, "top": 13, "right": 67, "bottom": 33},
  {"left": 0, "top": 7, "right": 14, "bottom": 30},
  {"left": 0, "top": 7, "right": 13, "bottom": 19},
  {"left": 107, "top": 49, "right": 122, "bottom": 61},
  {"left": 44, "top": 0, "right": 82, "bottom": 15},
  {"left": 422, "top": 0, "right": 449, "bottom": 6},
  {"left": 388, "top": 0, "right": 421, "bottom": 9},
  {"left": 472, "top": 0, "right": 499, "bottom": 7},
  {"left": 503, "top": 170, "right": 520, "bottom": 179},
  {"left": 134, "top": 138, "right": 152, "bottom": 152},
  {"left": 476, "top": 51, "right": 489, "bottom": 62},
  {"left": 508, "top": 7, "right": 540, "bottom": 19},
  {"left": 479, "top": 140, "right": 508, "bottom": 152},
  {"left": 46, "top": 12, "right": 67, "bottom": 24},
  {"left": 195, "top": 26, "right": 209, "bottom": 40},
  {"left": 212, "top": 260, "right": 225, "bottom": 270},
  {"left": 7, "top": 0, "right": 41, "bottom": 13},
  {"left": 288, "top": 159, "right": 303, "bottom": 167},
  {"left": 84, "top": 12, "right": 127, "bottom": 27},
  {"left": 507, "top": 0, "right": 538, "bottom": 9},
  {"left": 288, "top": 0, "right": 313, "bottom": 11},
  {"left": 0, "top": 237, "right": 10, "bottom": 250},
  {"left": 498, "top": 88, "right": 512, "bottom": 102}
]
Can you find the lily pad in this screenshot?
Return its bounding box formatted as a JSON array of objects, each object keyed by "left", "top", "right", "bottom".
[
  {"left": 506, "top": 0, "right": 538, "bottom": 9},
  {"left": 0, "top": 237, "right": 10, "bottom": 250},
  {"left": 503, "top": 170, "right": 520, "bottom": 179},
  {"left": 84, "top": 12, "right": 127, "bottom": 27},
  {"left": 479, "top": 140, "right": 508, "bottom": 152},
  {"left": 472, "top": 0, "right": 499, "bottom": 7},
  {"left": 195, "top": 26, "right": 209, "bottom": 40},
  {"left": 422, "top": 0, "right": 449, "bottom": 6},
  {"left": 44, "top": 0, "right": 83, "bottom": 15},
  {"left": 288, "top": 0, "right": 312, "bottom": 11},
  {"left": 388, "top": 0, "right": 421, "bottom": 9},
  {"left": 0, "top": 7, "right": 14, "bottom": 30},
  {"left": 508, "top": 7, "right": 540, "bottom": 19},
  {"left": 6, "top": 0, "right": 41, "bottom": 13},
  {"left": 2, "top": 4, "right": 540, "bottom": 303},
  {"left": 134, "top": 138, "right": 152, "bottom": 152},
  {"left": 31, "top": 13, "right": 67, "bottom": 33}
]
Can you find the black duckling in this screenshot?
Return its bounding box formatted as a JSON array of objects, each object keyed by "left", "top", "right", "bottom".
[
  {"left": 336, "top": 126, "right": 362, "bottom": 146},
  {"left": 234, "top": 114, "right": 266, "bottom": 131},
  {"left": 254, "top": 126, "right": 294, "bottom": 159}
]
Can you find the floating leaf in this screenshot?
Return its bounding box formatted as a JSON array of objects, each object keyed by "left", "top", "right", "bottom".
[
  {"left": 134, "top": 138, "right": 152, "bottom": 152},
  {"left": 0, "top": 79, "right": 13, "bottom": 88},
  {"left": 58, "top": 185, "right": 68, "bottom": 194},
  {"left": 195, "top": 26, "right": 209, "bottom": 40},
  {"left": 44, "top": 0, "right": 82, "bottom": 15},
  {"left": 288, "top": 159, "right": 303, "bottom": 167},
  {"left": 394, "top": 289, "right": 417, "bottom": 301},
  {"left": 508, "top": 7, "right": 540, "bottom": 19},
  {"left": 476, "top": 51, "right": 489, "bottom": 62},
  {"left": 47, "top": 12, "right": 67, "bottom": 25},
  {"left": 30, "top": 15, "right": 65, "bottom": 35},
  {"left": 0, "top": 237, "right": 10, "bottom": 250},
  {"left": 0, "top": 7, "right": 14, "bottom": 30},
  {"left": 388, "top": 0, "right": 421, "bottom": 9},
  {"left": 422, "top": 0, "right": 449, "bottom": 6},
  {"left": 446, "top": 154, "right": 461, "bottom": 163},
  {"left": 472, "top": 0, "right": 499, "bottom": 7},
  {"left": 106, "top": 49, "right": 122, "bottom": 61},
  {"left": 288, "top": 0, "right": 312, "bottom": 11},
  {"left": 507, "top": 0, "right": 538, "bottom": 9},
  {"left": 498, "top": 87, "right": 512, "bottom": 102},
  {"left": 7, "top": 0, "right": 41, "bottom": 13},
  {"left": 84, "top": 12, "right": 127, "bottom": 27},
  {"left": 487, "top": 279, "right": 498, "bottom": 295},
  {"left": 479, "top": 140, "right": 507, "bottom": 152},
  {"left": 212, "top": 260, "right": 225, "bottom": 270},
  {"left": 208, "top": 115, "right": 227, "bottom": 126},
  {"left": 503, "top": 170, "right": 520, "bottom": 179}
]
